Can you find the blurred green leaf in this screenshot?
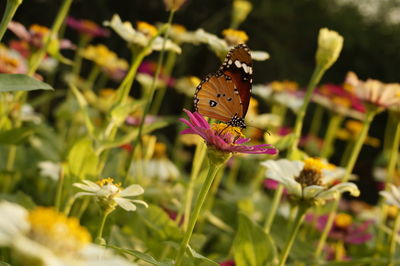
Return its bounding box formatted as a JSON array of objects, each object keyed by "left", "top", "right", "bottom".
[
  {"left": 0, "top": 127, "right": 33, "bottom": 145},
  {"left": 66, "top": 138, "right": 98, "bottom": 179},
  {"left": 0, "top": 74, "right": 54, "bottom": 92},
  {"left": 0, "top": 191, "right": 36, "bottom": 209},
  {"left": 107, "top": 245, "right": 173, "bottom": 266},
  {"left": 233, "top": 213, "right": 276, "bottom": 266},
  {"left": 138, "top": 204, "right": 182, "bottom": 242},
  {"left": 187, "top": 245, "right": 219, "bottom": 266}
]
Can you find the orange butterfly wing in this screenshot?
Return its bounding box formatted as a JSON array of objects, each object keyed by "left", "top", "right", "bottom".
[{"left": 194, "top": 44, "right": 253, "bottom": 128}]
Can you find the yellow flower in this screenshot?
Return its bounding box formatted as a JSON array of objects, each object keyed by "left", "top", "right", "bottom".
[
  {"left": 315, "top": 28, "right": 343, "bottom": 70},
  {"left": 232, "top": 0, "right": 253, "bottom": 28},
  {"left": 270, "top": 80, "right": 299, "bottom": 92},
  {"left": 28, "top": 207, "right": 91, "bottom": 255},
  {"left": 211, "top": 123, "right": 245, "bottom": 140},
  {"left": 334, "top": 213, "right": 353, "bottom": 228},
  {"left": 29, "top": 24, "right": 50, "bottom": 37},
  {"left": 137, "top": 21, "right": 158, "bottom": 38},
  {"left": 222, "top": 29, "right": 248, "bottom": 46}
]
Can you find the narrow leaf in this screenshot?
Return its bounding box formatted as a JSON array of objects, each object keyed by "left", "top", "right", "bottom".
[
  {"left": 0, "top": 127, "right": 33, "bottom": 145},
  {"left": 107, "top": 245, "right": 173, "bottom": 266},
  {"left": 0, "top": 74, "right": 54, "bottom": 92}
]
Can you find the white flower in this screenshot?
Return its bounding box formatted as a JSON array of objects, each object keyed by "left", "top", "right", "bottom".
[
  {"left": 73, "top": 178, "right": 148, "bottom": 212},
  {"left": 262, "top": 158, "right": 360, "bottom": 205},
  {"left": 380, "top": 184, "right": 400, "bottom": 208},
  {"left": 104, "top": 14, "right": 181, "bottom": 54},
  {"left": 346, "top": 71, "right": 400, "bottom": 109},
  {"left": 274, "top": 91, "right": 304, "bottom": 112},
  {"left": 0, "top": 201, "right": 136, "bottom": 266},
  {"left": 21, "top": 104, "right": 42, "bottom": 124},
  {"left": 252, "top": 84, "right": 273, "bottom": 99},
  {"left": 38, "top": 161, "right": 61, "bottom": 181}
]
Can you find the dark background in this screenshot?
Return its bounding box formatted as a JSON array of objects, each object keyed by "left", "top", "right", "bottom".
[{"left": 2, "top": 0, "right": 400, "bottom": 203}]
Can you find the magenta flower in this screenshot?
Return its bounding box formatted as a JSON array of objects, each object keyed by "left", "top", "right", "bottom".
[
  {"left": 307, "top": 213, "right": 373, "bottom": 244},
  {"left": 179, "top": 109, "right": 278, "bottom": 155},
  {"left": 66, "top": 17, "right": 109, "bottom": 38}
]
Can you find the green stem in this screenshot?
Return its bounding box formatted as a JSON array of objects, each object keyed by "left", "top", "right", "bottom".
[
  {"left": 386, "top": 115, "right": 400, "bottom": 186},
  {"left": 320, "top": 113, "right": 343, "bottom": 158},
  {"left": 288, "top": 66, "right": 325, "bottom": 159},
  {"left": 314, "top": 107, "right": 377, "bottom": 259},
  {"left": 150, "top": 51, "right": 177, "bottom": 115},
  {"left": 0, "top": 0, "right": 23, "bottom": 42},
  {"left": 175, "top": 156, "right": 227, "bottom": 265},
  {"left": 133, "top": 10, "right": 175, "bottom": 151},
  {"left": 95, "top": 210, "right": 111, "bottom": 245},
  {"left": 54, "top": 165, "right": 65, "bottom": 212},
  {"left": 28, "top": 0, "right": 74, "bottom": 75},
  {"left": 85, "top": 64, "right": 101, "bottom": 90},
  {"left": 278, "top": 204, "right": 308, "bottom": 266},
  {"left": 309, "top": 105, "right": 324, "bottom": 136},
  {"left": 264, "top": 185, "right": 284, "bottom": 233},
  {"left": 181, "top": 141, "right": 207, "bottom": 230},
  {"left": 72, "top": 34, "right": 91, "bottom": 77},
  {"left": 383, "top": 111, "right": 396, "bottom": 156},
  {"left": 389, "top": 211, "right": 400, "bottom": 266}
]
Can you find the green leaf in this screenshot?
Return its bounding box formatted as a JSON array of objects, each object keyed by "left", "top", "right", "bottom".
[
  {"left": 0, "top": 191, "right": 36, "bottom": 209},
  {"left": 0, "top": 261, "right": 11, "bottom": 266},
  {"left": 233, "top": 213, "right": 277, "bottom": 266},
  {"left": 187, "top": 245, "right": 219, "bottom": 266},
  {"left": 0, "top": 74, "right": 54, "bottom": 92},
  {"left": 0, "top": 127, "right": 33, "bottom": 145},
  {"left": 138, "top": 204, "right": 182, "bottom": 242},
  {"left": 107, "top": 245, "right": 173, "bottom": 266},
  {"left": 66, "top": 138, "right": 99, "bottom": 179},
  {"left": 69, "top": 83, "right": 95, "bottom": 136}
]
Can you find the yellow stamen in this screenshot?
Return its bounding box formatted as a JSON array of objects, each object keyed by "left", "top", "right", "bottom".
[
  {"left": 28, "top": 207, "right": 91, "bottom": 254},
  {"left": 222, "top": 29, "right": 248, "bottom": 45},
  {"left": 332, "top": 96, "right": 351, "bottom": 107},
  {"left": 270, "top": 80, "right": 298, "bottom": 92},
  {"left": 303, "top": 158, "right": 333, "bottom": 173},
  {"left": 29, "top": 24, "right": 49, "bottom": 36},
  {"left": 153, "top": 142, "right": 167, "bottom": 158},
  {"left": 387, "top": 205, "right": 399, "bottom": 219},
  {"left": 334, "top": 213, "right": 353, "bottom": 228},
  {"left": 211, "top": 123, "right": 244, "bottom": 139},
  {"left": 96, "top": 177, "right": 121, "bottom": 188},
  {"left": 137, "top": 21, "right": 158, "bottom": 38}
]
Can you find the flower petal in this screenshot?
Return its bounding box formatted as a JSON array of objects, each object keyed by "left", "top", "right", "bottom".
[
  {"left": 119, "top": 184, "right": 144, "bottom": 197},
  {"left": 114, "top": 198, "right": 137, "bottom": 211}
]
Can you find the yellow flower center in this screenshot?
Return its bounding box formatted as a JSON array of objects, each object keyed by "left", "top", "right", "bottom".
[
  {"left": 222, "top": 29, "right": 249, "bottom": 45},
  {"left": 332, "top": 96, "right": 351, "bottom": 107},
  {"left": 345, "top": 120, "right": 363, "bottom": 135},
  {"left": 334, "top": 213, "right": 353, "bottom": 228},
  {"left": 137, "top": 21, "right": 158, "bottom": 38},
  {"left": 296, "top": 158, "right": 334, "bottom": 188},
  {"left": 270, "top": 80, "right": 298, "bottom": 92},
  {"left": 28, "top": 207, "right": 91, "bottom": 255},
  {"left": 153, "top": 142, "right": 167, "bottom": 158},
  {"left": 303, "top": 158, "right": 333, "bottom": 173},
  {"left": 96, "top": 177, "right": 121, "bottom": 188},
  {"left": 211, "top": 123, "right": 244, "bottom": 140},
  {"left": 387, "top": 205, "right": 399, "bottom": 219},
  {"left": 29, "top": 24, "right": 49, "bottom": 36},
  {"left": 171, "top": 24, "right": 187, "bottom": 34}
]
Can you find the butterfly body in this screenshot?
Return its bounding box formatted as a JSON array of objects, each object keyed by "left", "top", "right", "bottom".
[{"left": 194, "top": 44, "right": 253, "bottom": 129}]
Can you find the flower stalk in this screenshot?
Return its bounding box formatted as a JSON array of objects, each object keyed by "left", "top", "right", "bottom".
[
  {"left": 314, "top": 107, "right": 378, "bottom": 258},
  {"left": 389, "top": 211, "right": 400, "bottom": 266},
  {"left": 278, "top": 204, "right": 309, "bottom": 266},
  {"left": 175, "top": 151, "right": 231, "bottom": 265},
  {"left": 95, "top": 209, "right": 112, "bottom": 245},
  {"left": 0, "top": 0, "right": 23, "bottom": 42},
  {"left": 320, "top": 113, "right": 344, "bottom": 159}
]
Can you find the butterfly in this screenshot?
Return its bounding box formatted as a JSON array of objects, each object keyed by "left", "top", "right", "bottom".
[{"left": 194, "top": 43, "right": 252, "bottom": 129}]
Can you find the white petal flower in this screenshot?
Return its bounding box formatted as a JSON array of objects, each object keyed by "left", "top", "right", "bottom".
[
  {"left": 38, "top": 161, "right": 61, "bottom": 181},
  {"left": 380, "top": 184, "right": 400, "bottom": 208},
  {"left": 73, "top": 178, "right": 147, "bottom": 212},
  {"left": 262, "top": 158, "right": 360, "bottom": 206},
  {"left": 0, "top": 202, "right": 136, "bottom": 266},
  {"left": 104, "top": 14, "right": 181, "bottom": 54}
]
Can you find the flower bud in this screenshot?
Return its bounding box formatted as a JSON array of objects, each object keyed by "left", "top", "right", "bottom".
[
  {"left": 231, "top": 0, "right": 253, "bottom": 29},
  {"left": 163, "top": 0, "right": 186, "bottom": 11},
  {"left": 315, "top": 28, "right": 343, "bottom": 70}
]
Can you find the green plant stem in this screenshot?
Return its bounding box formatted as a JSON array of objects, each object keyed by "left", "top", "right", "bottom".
[
  {"left": 54, "top": 165, "right": 65, "bottom": 212},
  {"left": 181, "top": 141, "right": 207, "bottom": 231},
  {"left": 133, "top": 10, "right": 175, "bottom": 152},
  {"left": 150, "top": 51, "right": 177, "bottom": 115},
  {"left": 314, "top": 107, "right": 377, "bottom": 259},
  {"left": 278, "top": 204, "right": 308, "bottom": 266},
  {"left": 386, "top": 115, "right": 400, "bottom": 186},
  {"left": 175, "top": 155, "right": 227, "bottom": 265},
  {"left": 383, "top": 111, "right": 396, "bottom": 156},
  {"left": 72, "top": 34, "right": 91, "bottom": 77},
  {"left": 309, "top": 104, "right": 324, "bottom": 136},
  {"left": 264, "top": 185, "right": 284, "bottom": 233},
  {"left": 320, "top": 113, "right": 343, "bottom": 158},
  {"left": 85, "top": 64, "right": 101, "bottom": 90},
  {"left": 389, "top": 211, "right": 400, "bottom": 266},
  {"left": 28, "top": 0, "right": 74, "bottom": 76},
  {"left": 288, "top": 66, "right": 325, "bottom": 159},
  {"left": 0, "top": 0, "right": 23, "bottom": 42},
  {"left": 96, "top": 210, "right": 111, "bottom": 245}
]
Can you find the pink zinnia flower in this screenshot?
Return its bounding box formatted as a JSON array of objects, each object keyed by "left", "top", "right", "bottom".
[
  {"left": 66, "top": 17, "right": 109, "bottom": 38},
  {"left": 179, "top": 109, "right": 278, "bottom": 155}
]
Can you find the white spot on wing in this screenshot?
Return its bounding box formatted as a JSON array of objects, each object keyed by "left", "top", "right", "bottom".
[{"left": 234, "top": 60, "right": 241, "bottom": 68}]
